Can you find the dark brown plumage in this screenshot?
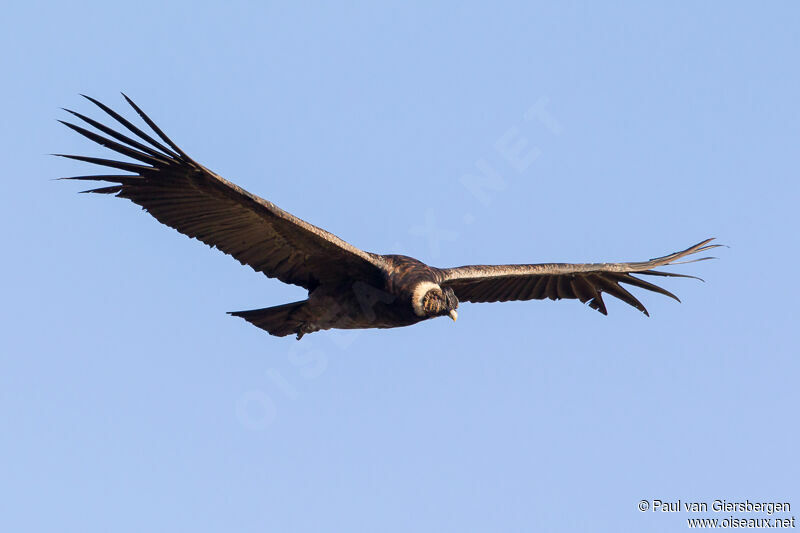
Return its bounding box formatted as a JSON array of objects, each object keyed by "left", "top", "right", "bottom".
[{"left": 59, "top": 95, "right": 720, "bottom": 339}]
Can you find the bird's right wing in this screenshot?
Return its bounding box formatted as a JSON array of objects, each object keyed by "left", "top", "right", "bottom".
[
  {"left": 438, "top": 239, "right": 720, "bottom": 315},
  {"left": 58, "top": 95, "right": 388, "bottom": 290}
]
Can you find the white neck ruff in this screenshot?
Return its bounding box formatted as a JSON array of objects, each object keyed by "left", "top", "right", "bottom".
[{"left": 411, "top": 281, "right": 441, "bottom": 317}]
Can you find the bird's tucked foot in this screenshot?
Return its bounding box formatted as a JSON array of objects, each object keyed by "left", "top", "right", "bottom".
[{"left": 295, "top": 322, "right": 319, "bottom": 340}]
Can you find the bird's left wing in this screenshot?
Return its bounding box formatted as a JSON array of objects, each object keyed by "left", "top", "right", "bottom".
[
  {"left": 57, "top": 95, "right": 388, "bottom": 290},
  {"left": 438, "top": 239, "right": 720, "bottom": 316}
]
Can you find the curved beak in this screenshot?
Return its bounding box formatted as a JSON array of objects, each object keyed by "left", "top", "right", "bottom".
[{"left": 448, "top": 309, "right": 458, "bottom": 322}]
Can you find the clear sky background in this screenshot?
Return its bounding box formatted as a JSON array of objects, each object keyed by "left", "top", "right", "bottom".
[{"left": 1, "top": 2, "right": 798, "bottom": 532}]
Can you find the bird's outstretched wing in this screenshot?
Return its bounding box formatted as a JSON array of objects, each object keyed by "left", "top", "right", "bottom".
[
  {"left": 438, "top": 239, "right": 720, "bottom": 316},
  {"left": 58, "top": 95, "right": 386, "bottom": 290}
]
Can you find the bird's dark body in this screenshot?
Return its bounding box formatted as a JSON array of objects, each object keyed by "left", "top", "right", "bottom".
[
  {"left": 59, "top": 95, "right": 720, "bottom": 340},
  {"left": 233, "top": 255, "right": 442, "bottom": 337}
]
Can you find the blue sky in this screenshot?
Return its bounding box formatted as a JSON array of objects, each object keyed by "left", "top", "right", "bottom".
[{"left": 2, "top": 2, "right": 798, "bottom": 532}]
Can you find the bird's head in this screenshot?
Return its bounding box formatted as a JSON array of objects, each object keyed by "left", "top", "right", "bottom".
[{"left": 412, "top": 282, "right": 459, "bottom": 322}]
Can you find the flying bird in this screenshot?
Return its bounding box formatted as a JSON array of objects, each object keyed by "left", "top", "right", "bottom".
[{"left": 58, "top": 95, "right": 720, "bottom": 339}]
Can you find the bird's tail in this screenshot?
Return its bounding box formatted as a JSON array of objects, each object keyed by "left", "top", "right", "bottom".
[{"left": 228, "top": 300, "right": 309, "bottom": 338}]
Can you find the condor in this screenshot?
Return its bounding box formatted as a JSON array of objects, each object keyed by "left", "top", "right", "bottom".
[{"left": 59, "top": 95, "right": 720, "bottom": 339}]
